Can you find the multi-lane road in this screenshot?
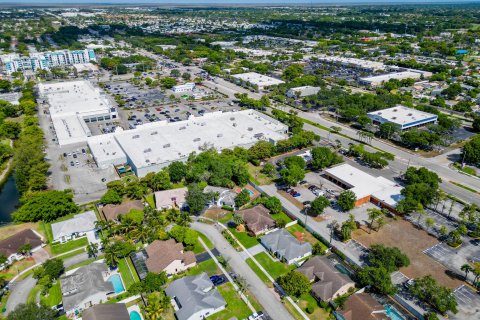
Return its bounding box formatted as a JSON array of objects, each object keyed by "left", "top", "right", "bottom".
[{"left": 142, "top": 50, "right": 479, "bottom": 206}]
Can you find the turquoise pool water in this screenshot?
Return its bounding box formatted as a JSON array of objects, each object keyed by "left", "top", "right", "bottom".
[
  {"left": 243, "top": 188, "right": 254, "bottom": 196},
  {"left": 108, "top": 274, "right": 125, "bottom": 293},
  {"left": 130, "top": 311, "right": 142, "bottom": 320},
  {"left": 385, "top": 304, "right": 406, "bottom": 320}
]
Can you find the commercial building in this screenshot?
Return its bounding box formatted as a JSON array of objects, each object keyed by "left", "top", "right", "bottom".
[
  {"left": 286, "top": 86, "right": 320, "bottom": 98},
  {"left": 88, "top": 110, "right": 288, "bottom": 177},
  {"left": 1, "top": 49, "right": 96, "bottom": 75},
  {"left": 172, "top": 82, "right": 195, "bottom": 93},
  {"left": 315, "top": 55, "right": 386, "bottom": 72},
  {"left": 324, "top": 164, "right": 403, "bottom": 211},
  {"left": 232, "top": 72, "right": 285, "bottom": 90},
  {"left": 367, "top": 105, "right": 438, "bottom": 131},
  {"left": 38, "top": 81, "right": 118, "bottom": 146},
  {"left": 359, "top": 70, "right": 432, "bottom": 87}
]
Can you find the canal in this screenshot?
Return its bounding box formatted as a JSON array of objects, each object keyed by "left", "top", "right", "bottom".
[{"left": 0, "top": 174, "right": 20, "bottom": 225}]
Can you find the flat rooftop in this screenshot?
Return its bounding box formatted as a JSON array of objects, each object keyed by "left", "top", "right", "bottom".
[
  {"left": 89, "top": 110, "right": 288, "bottom": 171},
  {"left": 316, "top": 55, "right": 385, "bottom": 71},
  {"left": 325, "top": 163, "right": 403, "bottom": 207},
  {"left": 367, "top": 105, "right": 437, "bottom": 127},
  {"left": 38, "top": 81, "right": 111, "bottom": 118},
  {"left": 232, "top": 72, "right": 285, "bottom": 87},
  {"left": 360, "top": 71, "right": 422, "bottom": 83}
]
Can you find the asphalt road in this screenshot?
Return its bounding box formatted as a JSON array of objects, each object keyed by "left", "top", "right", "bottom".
[
  {"left": 191, "top": 222, "right": 294, "bottom": 320},
  {"left": 6, "top": 275, "right": 37, "bottom": 314}
]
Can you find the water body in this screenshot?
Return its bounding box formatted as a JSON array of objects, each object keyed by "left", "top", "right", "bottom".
[{"left": 0, "top": 174, "right": 20, "bottom": 225}]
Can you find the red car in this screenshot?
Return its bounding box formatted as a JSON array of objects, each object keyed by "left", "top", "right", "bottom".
[{"left": 155, "top": 107, "right": 162, "bottom": 111}]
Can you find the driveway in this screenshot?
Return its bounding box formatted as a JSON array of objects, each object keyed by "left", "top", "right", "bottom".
[
  {"left": 6, "top": 275, "right": 37, "bottom": 314},
  {"left": 32, "top": 248, "right": 50, "bottom": 264},
  {"left": 239, "top": 244, "right": 268, "bottom": 261},
  {"left": 191, "top": 222, "right": 294, "bottom": 320}
]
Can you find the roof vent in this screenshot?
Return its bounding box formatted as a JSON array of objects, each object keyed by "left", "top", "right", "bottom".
[
  {"left": 217, "top": 133, "right": 223, "bottom": 138},
  {"left": 393, "top": 109, "right": 398, "bottom": 112},
  {"left": 144, "top": 148, "right": 152, "bottom": 153},
  {"left": 230, "top": 117, "right": 235, "bottom": 121},
  {"left": 146, "top": 159, "right": 150, "bottom": 163},
  {"left": 163, "top": 143, "right": 171, "bottom": 148},
  {"left": 179, "top": 126, "right": 186, "bottom": 130},
  {"left": 248, "top": 127, "right": 253, "bottom": 131},
  {"left": 233, "top": 123, "right": 237, "bottom": 127},
  {"left": 151, "top": 131, "right": 158, "bottom": 135},
  {"left": 408, "top": 113, "right": 413, "bottom": 116},
  {"left": 194, "top": 138, "right": 201, "bottom": 142},
  {"left": 132, "top": 135, "right": 140, "bottom": 139}
]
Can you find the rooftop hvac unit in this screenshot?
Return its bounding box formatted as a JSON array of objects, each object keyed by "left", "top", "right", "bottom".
[
  {"left": 230, "top": 117, "right": 235, "bottom": 121},
  {"left": 163, "top": 144, "right": 171, "bottom": 148},
  {"left": 392, "top": 117, "right": 397, "bottom": 120},
  {"left": 146, "top": 159, "right": 150, "bottom": 163},
  {"left": 151, "top": 131, "right": 158, "bottom": 135},
  {"left": 144, "top": 148, "right": 152, "bottom": 153},
  {"left": 393, "top": 109, "right": 398, "bottom": 112},
  {"left": 217, "top": 133, "right": 223, "bottom": 138},
  {"left": 248, "top": 127, "right": 253, "bottom": 131},
  {"left": 132, "top": 135, "right": 140, "bottom": 139},
  {"left": 179, "top": 126, "right": 186, "bottom": 130},
  {"left": 194, "top": 138, "right": 201, "bottom": 142},
  {"left": 408, "top": 113, "right": 413, "bottom": 116},
  {"left": 233, "top": 123, "right": 237, "bottom": 127}
]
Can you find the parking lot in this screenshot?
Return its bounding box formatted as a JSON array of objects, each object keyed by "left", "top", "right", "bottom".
[
  {"left": 345, "top": 240, "right": 368, "bottom": 265},
  {"left": 104, "top": 80, "right": 168, "bottom": 107},
  {"left": 452, "top": 285, "right": 480, "bottom": 320},
  {"left": 423, "top": 243, "right": 456, "bottom": 266}
]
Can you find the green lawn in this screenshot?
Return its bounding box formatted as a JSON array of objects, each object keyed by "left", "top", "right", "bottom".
[
  {"left": 186, "top": 259, "right": 219, "bottom": 276},
  {"left": 207, "top": 282, "right": 256, "bottom": 320},
  {"left": 118, "top": 258, "right": 137, "bottom": 289},
  {"left": 192, "top": 232, "right": 215, "bottom": 254},
  {"left": 57, "top": 248, "right": 85, "bottom": 260},
  {"left": 27, "top": 285, "right": 41, "bottom": 303},
  {"left": 40, "top": 282, "right": 62, "bottom": 307},
  {"left": 144, "top": 193, "right": 155, "bottom": 208},
  {"left": 50, "top": 237, "right": 88, "bottom": 255},
  {"left": 271, "top": 211, "right": 293, "bottom": 224},
  {"left": 229, "top": 228, "right": 259, "bottom": 249},
  {"left": 246, "top": 252, "right": 295, "bottom": 281}
]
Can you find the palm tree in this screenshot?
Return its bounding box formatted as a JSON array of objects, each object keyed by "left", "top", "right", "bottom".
[
  {"left": 232, "top": 213, "right": 244, "bottom": 226},
  {"left": 143, "top": 294, "right": 165, "bottom": 320},
  {"left": 425, "top": 217, "right": 435, "bottom": 233},
  {"left": 435, "top": 190, "right": 446, "bottom": 212},
  {"left": 367, "top": 208, "right": 383, "bottom": 233},
  {"left": 129, "top": 225, "right": 150, "bottom": 243},
  {"left": 103, "top": 244, "right": 119, "bottom": 268},
  {"left": 461, "top": 264, "right": 474, "bottom": 281},
  {"left": 87, "top": 243, "right": 99, "bottom": 258}
]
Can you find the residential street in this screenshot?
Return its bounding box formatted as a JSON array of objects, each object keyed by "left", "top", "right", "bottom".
[
  {"left": 5, "top": 275, "right": 37, "bottom": 314},
  {"left": 191, "top": 221, "right": 295, "bottom": 320}
]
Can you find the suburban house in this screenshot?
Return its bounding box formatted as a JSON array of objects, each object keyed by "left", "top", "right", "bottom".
[
  {"left": 51, "top": 211, "right": 98, "bottom": 244},
  {"left": 260, "top": 229, "right": 312, "bottom": 265},
  {"left": 297, "top": 256, "right": 355, "bottom": 302},
  {"left": 82, "top": 303, "right": 130, "bottom": 320},
  {"left": 237, "top": 204, "right": 276, "bottom": 236},
  {"left": 334, "top": 293, "right": 388, "bottom": 320},
  {"left": 130, "top": 239, "right": 196, "bottom": 278},
  {"left": 204, "top": 186, "right": 237, "bottom": 208},
  {"left": 155, "top": 187, "right": 188, "bottom": 210},
  {"left": 60, "top": 262, "right": 115, "bottom": 316},
  {"left": 0, "top": 229, "right": 44, "bottom": 265},
  {"left": 165, "top": 272, "right": 226, "bottom": 320},
  {"left": 101, "top": 200, "right": 144, "bottom": 221}
]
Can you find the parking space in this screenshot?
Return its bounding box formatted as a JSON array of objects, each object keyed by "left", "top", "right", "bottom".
[
  {"left": 423, "top": 243, "right": 456, "bottom": 266},
  {"left": 345, "top": 240, "right": 368, "bottom": 262},
  {"left": 452, "top": 285, "right": 480, "bottom": 320},
  {"left": 390, "top": 271, "right": 410, "bottom": 285},
  {"left": 104, "top": 81, "right": 168, "bottom": 108}
]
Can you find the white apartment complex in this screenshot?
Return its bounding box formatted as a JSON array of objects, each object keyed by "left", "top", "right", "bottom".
[{"left": 0, "top": 49, "right": 96, "bottom": 75}]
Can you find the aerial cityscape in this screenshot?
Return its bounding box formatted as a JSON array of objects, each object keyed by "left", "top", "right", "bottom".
[{"left": 0, "top": 1, "right": 480, "bottom": 320}]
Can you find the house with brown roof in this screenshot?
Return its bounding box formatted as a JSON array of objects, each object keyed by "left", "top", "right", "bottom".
[
  {"left": 334, "top": 293, "right": 388, "bottom": 320},
  {"left": 131, "top": 239, "right": 196, "bottom": 278},
  {"left": 237, "top": 204, "right": 276, "bottom": 236},
  {"left": 101, "top": 200, "right": 144, "bottom": 221},
  {"left": 297, "top": 256, "right": 355, "bottom": 302},
  {"left": 82, "top": 303, "right": 130, "bottom": 320},
  {"left": 0, "top": 229, "right": 44, "bottom": 266},
  {"left": 155, "top": 188, "right": 188, "bottom": 210}
]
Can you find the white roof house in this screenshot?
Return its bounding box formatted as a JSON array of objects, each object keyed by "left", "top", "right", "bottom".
[
  {"left": 324, "top": 164, "right": 403, "bottom": 210},
  {"left": 51, "top": 211, "right": 98, "bottom": 243},
  {"left": 87, "top": 110, "right": 288, "bottom": 177},
  {"left": 155, "top": 188, "right": 188, "bottom": 210},
  {"left": 359, "top": 70, "right": 432, "bottom": 87},
  {"left": 367, "top": 105, "right": 438, "bottom": 130},
  {"left": 232, "top": 72, "right": 285, "bottom": 89},
  {"left": 38, "top": 81, "right": 117, "bottom": 146}
]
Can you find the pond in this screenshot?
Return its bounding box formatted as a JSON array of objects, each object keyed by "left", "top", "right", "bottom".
[{"left": 0, "top": 174, "right": 20, "bottom": 225}]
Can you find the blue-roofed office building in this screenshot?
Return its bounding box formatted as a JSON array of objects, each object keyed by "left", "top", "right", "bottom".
[{"left": 367, "top": 105, "right": 438, "bottom": 131}]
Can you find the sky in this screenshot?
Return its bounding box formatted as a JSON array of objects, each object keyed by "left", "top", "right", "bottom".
[{"left": 4, "top": 0, "right": 480, "bottom": 4}]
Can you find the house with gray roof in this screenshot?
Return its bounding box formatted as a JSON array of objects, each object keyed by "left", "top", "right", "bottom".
[
  {"left": 203, "top": 186, "right": 237, "bottom": 208},
  {"left": 165, "top": 272, "right": 226, "bottom": 320},
  {"left": 51, "top": 210, "right": 98, "bottom": 243},
  {"left": 260, "top": 229, "right": 312, "bottom": 265},
  {"left": 297, "top": 256, "right": 355, "bottom": 302},
  {"left": 82, "top": 303, "right": 130, "bottom": 320},
  {"left": 60, "top": 262, "right": 114, "bottom": 315}
]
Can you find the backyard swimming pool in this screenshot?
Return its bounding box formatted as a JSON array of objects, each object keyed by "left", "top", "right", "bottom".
[
  {"left": 243, "top": 188, "right": 254, "bottom": 196},
  {"left": 130, "top": 310, "right": 142, "bottom": 320},
  {"left": 108, "top": 274, "right": 125, "bottom": 293},
  {"left": 385, "top": 304, "right": 406, "bottom": 320}
]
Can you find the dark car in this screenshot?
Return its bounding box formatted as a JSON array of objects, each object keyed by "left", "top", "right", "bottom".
[
  {"left": 70, "top": 161, "right": 74, "bottom": 166},
  {"left": 73, "top": 154, "right": 77, "bottom": 159}
]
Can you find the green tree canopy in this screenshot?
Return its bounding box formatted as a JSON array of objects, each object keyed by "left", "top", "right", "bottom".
[
  {"left": 13, "top": 190, "right": 79, "bottom": 222},
  {"left": 277, "top": 270, "right": 311, "bottom": 297},
  {"left": 337, "top": 190, "right": 357, "bottom": 212}
]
